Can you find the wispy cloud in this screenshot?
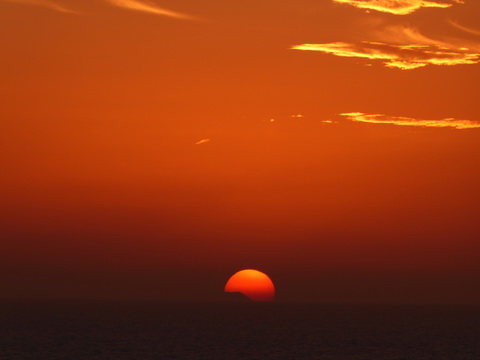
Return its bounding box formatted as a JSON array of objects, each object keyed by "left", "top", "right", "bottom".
[
  {"left": 0, "top": 0, "right": 76, "bottom": 13},
  {"left": 373, "top": 25, "right": 448, "bottom": 46},
  {"left": 1, "top": 0, "right": 196, "bottom": 18},
  {"left": 106, "top": 0, "right": 196, "bottom": 19},
  {"left": 195, "top": 139, "right": 211, "bottom": 145},
  {"left": 291, "top": 41, "right": 480, "bottom": 70},
  {"left": 332, "top": 0, "right": 463, "bottom": 15},
  {"left": 449, "top": 20, "right": 480, "bottom": 37},
  {"left": 341, "top": 112, "right": 480, "bottom": 129}
]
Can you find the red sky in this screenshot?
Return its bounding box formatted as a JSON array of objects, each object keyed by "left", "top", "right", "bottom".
[{"left": 1, "top": 0, "right": 479, "bottom": 304}]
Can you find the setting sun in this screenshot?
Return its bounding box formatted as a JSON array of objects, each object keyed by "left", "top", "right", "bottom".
[{"left": 224, "top": 269, "right": 275, "bottom": 302}]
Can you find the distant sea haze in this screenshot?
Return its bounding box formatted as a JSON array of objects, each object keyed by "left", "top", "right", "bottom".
[{"left": 1, "top": 301, "right": 479, "bottom": 359}]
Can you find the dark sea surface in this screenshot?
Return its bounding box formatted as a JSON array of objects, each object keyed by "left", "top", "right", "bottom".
[{"left": 0, "top": 301, "right": 479, "bottom": 359}]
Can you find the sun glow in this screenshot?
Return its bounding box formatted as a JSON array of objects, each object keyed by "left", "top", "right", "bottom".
[{"left": 224, "top": 269, "right": 275, "bottom": 302}]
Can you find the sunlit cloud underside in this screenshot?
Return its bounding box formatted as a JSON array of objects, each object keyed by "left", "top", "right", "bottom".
[
  {"left": 332, "top": 0, "right": 463, "bottom": 15},
  {"left": 0, "top": 0, "right": 196, "bottom": 18},
  {"left": 341, "top": 112, "right": 480, "bottom": 129},
  {"left": 291, "top": 42, "right": 480, "bottom": 69}
]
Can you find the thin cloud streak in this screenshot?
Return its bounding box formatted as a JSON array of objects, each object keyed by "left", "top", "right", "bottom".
[
  {"left": 449, "top": 20, "right": 480, "bottom": 37},
  {"left": 0, "top": 0, "right": 197, "bottom": 18},
  {"left": 195, "top": 139, "right": 211, "bottom": 145},
  {"left": 106, "top": 0, "right": 196, "bottom": 19},
  {"left": 374, "top": 25, "right": 448, "bottom": 47},
  {"left": 291, "top": 42, "right": 480, "bottom": 69},
  {"left": 332, "top": 0, "right": 463, "bottom": 15},
  {"left": 341, "top": 112, "right": 480, "bottom": 130},
  {"left": 0, "top": 0, "right": 76, "bottom": 13}
]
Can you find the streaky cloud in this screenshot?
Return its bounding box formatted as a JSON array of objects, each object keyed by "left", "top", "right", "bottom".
[
  {"left": 106, "top": 0, "right": 196, "bottom": 19},
  {"left": 449, "top": 20, "right": 480, "bottom": 37},
  {"left": 1, "top": 0, "right": 197, "bottom": 18},
  {"left": 291, "top": 41, "right": 480, "bottom": 70},
  {"left": 195, "top": 139, "right": 211, "bottom": 145},
  {"left": 341, "top": 112, "right": 480, "bottom": 130},
  {"left": 374, "top": 25, "right": 448, "bottom": 47},
  {"left": 0, "top": 0, "right": 76, "bottom": 13},
  {"left": 332, "top": 0, "right": 463, "bottom": 15}
]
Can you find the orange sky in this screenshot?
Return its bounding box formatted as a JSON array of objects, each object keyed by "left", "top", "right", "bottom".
[{"left": 1, "top": 0, "right": 479, "bottom": 304}]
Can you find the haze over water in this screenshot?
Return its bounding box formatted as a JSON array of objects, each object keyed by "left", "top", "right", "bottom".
[{"left": 1, "top": 301, "right": 479, "bottom": 359}]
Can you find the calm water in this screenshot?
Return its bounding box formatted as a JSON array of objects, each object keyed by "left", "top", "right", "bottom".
[{"left": 0, "top": 301, "right": 479, "bottom": 359}]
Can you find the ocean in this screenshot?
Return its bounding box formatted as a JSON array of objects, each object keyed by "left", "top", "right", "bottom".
[{"left": 0, "top": 301, "right": 479, "bottom": 359}]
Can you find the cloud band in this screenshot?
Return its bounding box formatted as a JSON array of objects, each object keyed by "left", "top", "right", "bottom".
[
  {"left": 332, "top": 0, "right": 463, "bottom": 15},
  {"left": 291, "top": 41, "right": 480, "bottom": 70},
  {"left": 341, "top": 112, "right": 480, "bottom": 129}
]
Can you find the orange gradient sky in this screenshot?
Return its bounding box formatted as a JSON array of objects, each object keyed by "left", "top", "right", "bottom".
[{"left": 1, "top": 0, "right": 479, "bottom": 304}]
